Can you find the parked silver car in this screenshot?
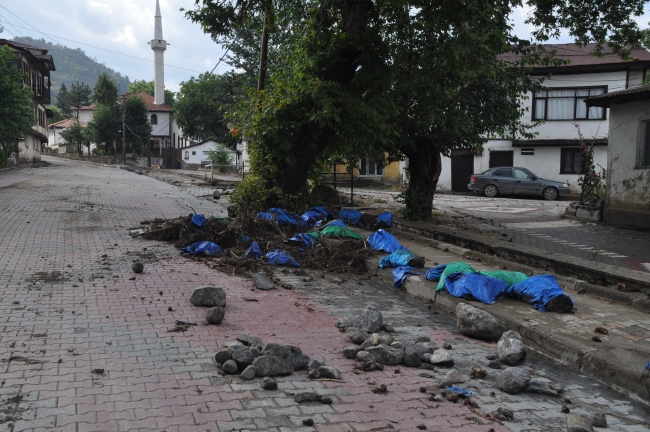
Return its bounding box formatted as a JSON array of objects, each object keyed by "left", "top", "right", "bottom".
[{"left": 467, "top": 167, "right": 570, "bottom": 200}]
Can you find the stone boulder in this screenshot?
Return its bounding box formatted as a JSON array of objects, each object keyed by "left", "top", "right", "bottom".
[
  {"left": 414, "top": 342, "right": 438, "bottom": 355},
  {"left": 190, "top": 286, "right": 226, "bottom": 308},
  {"left": 456, "top": 303, "right": 504, "bottom": 341},
  {"left": 240, "top": 365, "right": 256, "bottom": 380},
  {"left": 346, "top": 327, "right": 369, "bottom": 345},
  {"left": 206, "top": 306, "right": 225, "bottom": 324},
  {"left": 236, "top": 334, "right": 264, "bottom": 348},
  {"left": 566, "top": 414, "right": 594, "bottom": 432},
  {"left": 343, "top": 346, "right": 361, "bottom": 359},
  {"left": 365, "top": 344, "right": 404, "bottom": 365},
  {"left": 353, "top": 307, "right": 383, "bottom": 333},
  {"left": 222, "top": 360, "right": 239, "bottom": 374},
  {"left": 253, "top": 273, "right": 275, "bottom": 290},
  {"left": 438, "top": 369, "right": 466, "bottom": 388},
  {"left": 214, "top": 348, "right": 232, "bottom": 364},
  {"left": 402, "top": 354, "right": 421, "bottom": 368},
  {"left": 497, "top": 331, "right": 527, "bottom": 366},
  {"left": 232, "top": 347, "right": 258, "bottom": 369},
  {"left": 356, "top": 351, "right": 375, "bottom": 363},
  {"left": 291, "top": 353, "right": 310, "bottom": 371},
  {"left": 496, "top": 367, "right": 531, "bottom": 394},
  {"left": 262, "top": 343, "right": 292, "bottom": 359},
  {"left": 429, "top": 350, "right": 454, "bottom": 367},
  {"left": 253, "top": 355, "right": 294, "bottom": 377}
]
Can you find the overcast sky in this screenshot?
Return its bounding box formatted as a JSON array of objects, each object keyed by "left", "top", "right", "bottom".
[{"left": 0, "top": 1, "right": 649, "bottom": 93}]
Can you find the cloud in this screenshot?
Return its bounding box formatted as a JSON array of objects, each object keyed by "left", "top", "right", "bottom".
[
  {"left": 112, "top": 25, "right": 137, "bottom": 47},
  {"left": 87, "top": 1, "right": 112, "bottom": 15}
]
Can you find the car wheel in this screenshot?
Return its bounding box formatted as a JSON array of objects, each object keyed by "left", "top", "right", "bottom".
[
  {"left": 543, "top": 187, "right": 558, "bottom": 201},
  {"left": 483, "top": 184, "right": 498, "bottom": 198}
]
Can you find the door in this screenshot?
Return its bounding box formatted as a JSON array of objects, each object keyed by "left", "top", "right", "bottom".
[
  {"left": 490, "top": 167, "right": 515, "bottom": 194},
  {"left": 489, "top": 150, "right": 514, "bottom": 168},
  {"left": 514, "top": 168, "right": 537, "bottom": 195},
  {"left": 451, "top": 155, "right": 474, "bottom": 192}
]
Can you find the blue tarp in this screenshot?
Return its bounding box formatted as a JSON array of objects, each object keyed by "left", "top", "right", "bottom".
[
  {"left": 299, "top": 206, "right": 330, "bottom": 227},
  {"left": 426, "top": 264, "right": 447, "bottom": 281},
  {"left": 268, "top": 208, "right": 299, "bottom": 226},
  {"left": 182, "top": 241, "right": 224, "bottom": 256},
  {"left": 287, "top": 233, "right": 317, "bottom": 251},
  {"left": 321, "top": 219, "right": 346, "bottom": 229},
  {"left": 239, "top": 234, "right": 252, "bottom": 245},
  {"left": 379, "top": 249, "right": 421, "bottom": 268},
  {"left": 191, "top": 213, "right": 206, "bottom": 227},
  {"left": 266, "top": 249, "right": 300, "bottom": 267},
  {"left": 504, "top": 274, "right": 573, "bottom": 312},
  {"left": 392, "top": 266, "right": 424, "bottom": 289},
  {"left": 256, "top": 212, "right": 273, "bottom": 221},
  {"left": 244, "top": 242, "right": 262, "bottom": 259},
  {"left": 377, "top": 212, "right": 393, "bottom": 227},
  {"left": 436, "top": 262, "right": 477, "bottom": 291},
  {"left": 444, "top": 272, "right": 509, "bottom": 305},
  {"left": 367, "top": 229, "right": 408, "bottom": 253},
  {"left": 338, "top": 209, "right": 364, "bottom": 227},
  {"left": 446, "top": 386, "right": 477, "bottom": 397}
]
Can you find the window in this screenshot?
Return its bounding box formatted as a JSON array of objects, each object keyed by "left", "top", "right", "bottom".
[
  {"left": 521, "top": 148, "right": 534, "bottom": 155},
  {"left": 150, "top": 114, "right": 158, "bottom": 125},
  {"left": 514, "top": 168, "right": 534, "bottom": 179},
  {"left": 560, "top": 148, "right": 586, "bottom": 174},
  {"left": 184, "top": 151, "right": 189, "bottom": 160},
  {"left": 639, "top": 121, "right": 650, "bottom": 168},
  {"left": 492, "top": 168, "right": 513, "bottom": 177},
  {"left": 359, "top": 158, "right": 383, "bottom": 176},
  {"left": 192, "top": 151, "right": 196, "bottom": 156},
  {"left": 533, "top": 87, "right": 606, "bottom": 121}
]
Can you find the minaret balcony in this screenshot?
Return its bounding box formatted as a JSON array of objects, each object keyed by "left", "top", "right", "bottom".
[{"left": 149, "top": 40, "right": 167, "bottom": 50}]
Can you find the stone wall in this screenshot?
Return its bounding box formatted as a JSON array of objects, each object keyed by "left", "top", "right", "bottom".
[{"left": 47, "top": 153, "right": 122, "bottom": 165}]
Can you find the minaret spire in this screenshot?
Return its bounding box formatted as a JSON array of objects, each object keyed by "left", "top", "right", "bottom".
[{"left": 149, "top": 0, "right": 167, "bottom": 105}]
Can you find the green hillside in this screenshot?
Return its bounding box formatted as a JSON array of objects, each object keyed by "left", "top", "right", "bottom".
[{"left": 13, "top": 36, "right": 131, "bottom": 103}]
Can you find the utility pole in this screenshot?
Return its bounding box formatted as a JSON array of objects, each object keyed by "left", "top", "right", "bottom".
[{"left": 121, "top": 94, "right": 127, "bottom": 165}]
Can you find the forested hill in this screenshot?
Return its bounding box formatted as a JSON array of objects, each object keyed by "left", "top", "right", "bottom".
[{"left": 13, "top": 36, "right": 131, "bottom": 103}]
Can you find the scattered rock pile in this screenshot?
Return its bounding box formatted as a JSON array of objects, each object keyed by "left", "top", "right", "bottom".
[
  {"left": 214, "top": 334, "right": 310, "bottom": 380},
  {"left": 456, "top": 303, "right": 504, "bottom": 341},
  {"left": 190, "top": 286, "right": 227, "bottom": 324}
]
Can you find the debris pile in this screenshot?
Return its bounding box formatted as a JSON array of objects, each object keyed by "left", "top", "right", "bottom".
[{"left": 214, "top": 335, "right": 310, "bottom": 380}]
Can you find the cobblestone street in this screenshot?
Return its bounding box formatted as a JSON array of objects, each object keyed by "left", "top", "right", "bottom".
[{"left": 1, "top": 159, "right": 649, "bottom": 432}]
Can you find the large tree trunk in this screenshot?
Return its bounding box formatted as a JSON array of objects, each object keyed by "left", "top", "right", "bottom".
[{"left": 403, "top": 142, "right": 441, "bottom": 221}]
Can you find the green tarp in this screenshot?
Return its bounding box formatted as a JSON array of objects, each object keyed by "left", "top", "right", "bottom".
[
  {"left": 435, "top": 262, "right": 476, "bottom": 291},
  {"left": 320, "top": 225, "right": 363, "bottom": 240},
  {"left": 478, "top": 270, "right": 529, "bottom": 287}
]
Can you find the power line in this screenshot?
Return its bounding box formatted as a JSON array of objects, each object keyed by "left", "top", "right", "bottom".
[
  {"left": 211, "top": 44, "right": 232, "bottom": 74},
  {"left": 0, "top": 5, "right": 63, "bottom": 46},
  {"left": 0, "top": 13, "right": 23, "bottom": 37}
]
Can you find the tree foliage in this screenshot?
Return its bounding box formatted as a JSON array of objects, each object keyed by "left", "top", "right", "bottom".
[
  {"left": 56, "top": 82, "right": 72, "bottom": 117},
  {"left": 49, "top": 106, "right": 66, "bottom": 124},
  {"left": 128, "top": 80, "right": 175, "bottom": 107},
  {"left": 93, "top": 72, "right": 119, "bottom": 107},
  {"left": 69, "top": 81, "right": 92, "bottom": 119},
  {"left": 0, "top": 46, "right": 34, "bottom": 155},
  {"left": 185, "top": 0, "right": 647, "bottom": 217},
  {"left": 125, "top": 95, "right": 152, "bottom": 156},
  {"left": 88, "top": 74, "right": 121, "bottom": 151},
  {"left": 60, "top": 120, "right": 89, "bottom": 154},
  {"left": 205, "top": 143, "right": 235, "bottom": 171},
  {"left": 174, "top": 72, "right": 242, "bottom": 145}
]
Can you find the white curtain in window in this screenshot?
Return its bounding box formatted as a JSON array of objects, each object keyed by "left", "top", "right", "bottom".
[
  {"left": 588, "top": 106, "right": 603, "bottom": 119},
  {"left": 534, "top": 99, "right": 546, "bottom": 120},
  {"left": 547, "top": 90, "right": 574, "bottom": 119}
]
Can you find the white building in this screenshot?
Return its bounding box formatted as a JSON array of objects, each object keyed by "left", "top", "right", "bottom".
[
  {"left": 437, "top": 44, "right": 650, "bottom": 194},
  {"left": 180, "top": 139, "right": 239, "bottom": 170},
  {"left": 47, "top": 118, "right": 95, "bottom": 154}
]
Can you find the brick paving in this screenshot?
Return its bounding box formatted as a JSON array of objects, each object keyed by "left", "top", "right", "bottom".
[{"left": 1, "top": 158, "right": 649, "bottom": 432}]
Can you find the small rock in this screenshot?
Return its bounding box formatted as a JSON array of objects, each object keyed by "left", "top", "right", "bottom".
[
  {"left": 237, "top": 334, "right": 264, "bottom": 348},
  {"left": 222, "top": 360, "right": 239, "bottom": 374},
  {"left": 253, "top": 355, "right": 293, "bottom": 377},
  {"left": 232, "top": 347, "right": 257, "bottom": 368},
  {"left": 561, "top": 405, "right": 571, "bottom": 414},
  {"left": 487, "top": 361, "right": 502, "bottom": 369},
  {"left": 132, "top": 262, "right": 144, "bottom": 273},
  {"left": 443, "top": 342, "right": 452, "bottom": 350},
  {"left": 390, "top": 342, "right": 404, "bottom": 350},
  {"left": 402, "top": 353, "right": 422, "bottom": 368},
  {"left": 594, "top": 327, "right": 608, "bottom": 335},
  {"left": 356, "top": 351, "right": 375, "bottom": 363},
  {"left": 497, "top": 407, "right": 514, "bottom": 420},
  {"left": 320, "top": 396, "right": 333, "bottom": 404},
  {"left": 468, "top": 400, "right": 480, "bottom": 409},
  {"left": 353, "top": 306, "right": 383, "bottom": 333},
  {"left": 253, "top": 273, "right": 275, "bottom": 290},
  {"left": 414, "top": 342, "right": 438, "bottom": 355},
  {"left": 365, "top": 344, "right": 404, "bottom": 365},
  {"left": 486, "top": 354, "right": 496, "bottom": 360},
  {"left": 343, "top": 346, "right": 361, "bottom": 359},
  {"left": 310, "top": 358, "right": 327, "bottom": 370},
  {"left": 456, "top": 303, "right": 504, "bottom": 341},
  {"left": 346, "top": 327, "right": 369, "bottom": 345},
  {"left": 566, "top": 413, "right": 594, "bottom": 432},
  {"left": 446, "top": 391, "right": 459, "bottom": 402},
  {"left": 262, "top": 343, "right": 292, "bottom": 359},
  {"left": 335, "top": 318, "right": 352, "bottom": 330},
  {"left": 497, "top": 367, "right": 531, "bottom": 394},
  {"left": 189, "top": 286, "right": 226, "bottom": 307},
  {"left": 360, "top": 338, "right": 373, "bottom": 349},
  {"left": 381, "top": 322, "right": 395, "bottom": 332},
  {"left": 240, "top": 365, "right": 256, "bottom": 380},
  {"left": 317, "top": 366, "right": 341, "bottom": 379},
  {"left": 213, "top": 190, "right": 221, "bottom": 199},
  {"left": 470, "top": 365, "right": 487, "bottom": 379},
  {"left": 429, "top": 350, "right": 454, "bottom": 367},
  {"left": 417, "top": 425, "right": 427, "bottom": 430},
  {"left": 295, "top": 391, "right": 320, "bottom": 403},
  {"left": 415, "top": 336, "right": 431, "bottom": 343},
  {"left": 419, "top": 386, "right": 427, "bottom": 393},
  {"left": 206, "top": 306, "right": 225, "bottom": 324},
  {"left": 438, "top": 369, "right": 466, "bottom": 388},
  {"left": 262, "top": 377, "right": 278, "bottom": 390},
  {"left": 372, "top": 384, "right": 388, "bottom": 394},
  {"left": 592, "top": 413, "right": 607, "bottom": 428},
  {"left": 214, "top": 348, "right": 232, "bottom": 364},
  {"left": 433, "top": 394, "right": 443, "bottom": 402},
  {"left": 592, "top": 336, "right": 602, "bottom": 342},
  {"left": 525, "top": 378, "right": 557, "bottom": 396},
  {"left": 497, "top": 330, "right": 527, "bottom": 366},
  {"left": 291, "top": 354, "right": 310, "bottom": 371},
  {"left": 302, "top": 419, "right": 315, "bottom": 426}
]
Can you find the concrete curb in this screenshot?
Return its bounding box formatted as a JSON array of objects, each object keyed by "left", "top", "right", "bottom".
[{"left": 393, "top": 220, "right": 650, "bottom": 293}]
